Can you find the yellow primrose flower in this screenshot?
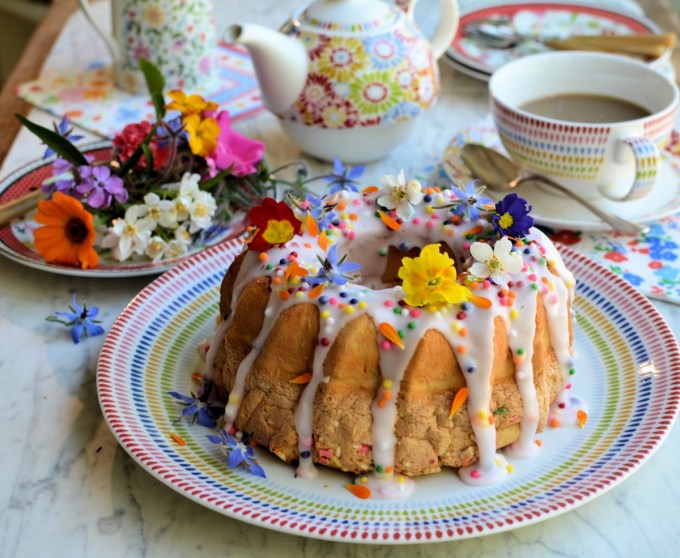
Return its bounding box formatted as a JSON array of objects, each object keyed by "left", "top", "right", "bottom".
[
  {"left": 184, "top": 114, "right": 220, "bottom": 157},
  {"left": 166, "top": 90, "right": 218, "bottom": 118},
  {"left": 398, "top": 244, "right": 472, "bottom": 308}
]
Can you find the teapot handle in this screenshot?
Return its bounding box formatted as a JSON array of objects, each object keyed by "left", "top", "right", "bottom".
[
  {"left": 396, "top": 0, "right": 459, "bottom": 60},
  {"left": 76, "top": 0, "right": 120, "bottom": 61}
]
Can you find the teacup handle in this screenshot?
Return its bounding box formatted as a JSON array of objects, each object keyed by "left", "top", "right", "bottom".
[
  {"left": 600, "top": 137, "right": 660, "bottom": 201},
  {"left": 396, "top": 0, "right": 459, "bottom": 59},
  {"left": 77, "top": 0, "right": 119, "bottom": 62}
]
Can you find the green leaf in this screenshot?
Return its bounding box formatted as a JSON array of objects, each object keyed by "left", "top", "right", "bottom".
[
  {"left": 142, "top": 144, "right": 154, "bottom": 180},
  {"left": 16, "top": 114, "right": 89, "bottom": 166},
  {"left": 199, "top": 168, "right": 234, "bottom": 191},
  {"left": 139, "top": 58, "right": 166, "bottom": 120}
]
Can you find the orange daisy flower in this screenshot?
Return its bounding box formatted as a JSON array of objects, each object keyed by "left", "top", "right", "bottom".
[{"left": 33, "top": 192, "right": 99, "bottom": 269}]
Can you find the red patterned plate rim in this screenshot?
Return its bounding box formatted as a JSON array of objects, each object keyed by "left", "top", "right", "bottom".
[
  {"left": 0, "top": 143, "right": 244, "bottom": 278},
  {"left": 448, "top": 0, "right": 661, "bottom": 76},
  {"left": 96, "top": 241, "right": 680, "bottom": 543}
]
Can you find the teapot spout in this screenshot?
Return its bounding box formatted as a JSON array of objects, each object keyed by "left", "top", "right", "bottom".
[{"left": 224, "top": 24, "right": 308, "bottom": 115}]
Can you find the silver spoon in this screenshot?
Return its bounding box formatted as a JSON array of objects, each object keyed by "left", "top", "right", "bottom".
[{"left": 461, "top": 143, "right": 649, "bottom": 236}]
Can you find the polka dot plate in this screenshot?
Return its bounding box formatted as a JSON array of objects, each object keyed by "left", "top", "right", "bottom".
[{"left": 97, "top": 240, "right": 680, "bottom": 542}]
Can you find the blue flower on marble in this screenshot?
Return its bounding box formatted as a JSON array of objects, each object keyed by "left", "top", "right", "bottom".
[
  {"left": 46, "top": 293, "right": 105, "bottom": 344},
  {"left": 168, "top": 380, "right": 224, "bottom": 428},
  {"left": 206, "top": 429, "right": 266, "bottom": 478},
  {"left": 324, "top": 157, "right": 365, "bottom": 194}
]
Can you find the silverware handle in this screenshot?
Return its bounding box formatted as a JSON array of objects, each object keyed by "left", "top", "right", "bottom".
[{"left": 517, "top": 175, "right": 648, "bottom": 236}]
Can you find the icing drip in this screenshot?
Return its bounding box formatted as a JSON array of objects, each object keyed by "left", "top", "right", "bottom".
[
  {"left": 213, "top": 189, "right": 578, "bottom": 495},
  {"left": 504, "top": 287, "right": 540, "bottom": 459},
  {"left": 353, "top": 472, "right": 415, "bottom": 499},
  {"left": 202, "top": 318, "right": 232, "bottom": 381}
]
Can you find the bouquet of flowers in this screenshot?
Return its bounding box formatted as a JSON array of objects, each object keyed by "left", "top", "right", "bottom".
[{"left": 17, "top": 59, "right": 309, "bottom": 269}]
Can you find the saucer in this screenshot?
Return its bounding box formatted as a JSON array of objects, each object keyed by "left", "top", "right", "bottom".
[
  {"left": 443, "top": 117, "right": 680, "bottom": 231},
  {"left": 446, "top": 0, "right": 674, "bottom": 82}
]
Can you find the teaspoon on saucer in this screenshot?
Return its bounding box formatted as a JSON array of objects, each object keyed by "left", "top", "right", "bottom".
[{"left": 461, "top": 143, "right": 649, "bottom": 236}]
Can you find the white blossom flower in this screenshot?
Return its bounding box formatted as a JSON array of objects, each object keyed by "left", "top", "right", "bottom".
[
  {"left": 188, "top": 191, "right": 217, "bottom": 233},
  {"left": 377, "top": 170, "right": 423, "bottom": 221},
  {"left": 469, "top": 236, "right": 523, "bottom": 287},
  {"left": 164, "top": 238, "right": 189, "bottom": 259},
  {"left": 139, "top": 192, "right": 177, "bottom": 230},
  {"left": 169, "top": 173, "right": 202, "bottom": 221},
  {"left": 145, "top": 235, "right": 168, "bottom": 263},
  {"left": 174, "top": 224, "right": 192, "bottom": 245},
  {"left": 101, "top": 204, "right": 153, "bottom": 261}
]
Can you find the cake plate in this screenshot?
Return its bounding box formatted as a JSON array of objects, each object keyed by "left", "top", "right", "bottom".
[{"left": 97, "top": 239, "right": 680, "bottom": 542}]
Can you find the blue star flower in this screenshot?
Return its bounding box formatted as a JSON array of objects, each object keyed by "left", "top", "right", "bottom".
[
  {"left": 46, "top": 293, "right": 105, "bottom": 344},
  {"left": 305, "top": 245, "right": 362, "bottom": 286},
  {"left": 168, "top": 380, "right": 224, "bottom": 428},
  {"left": 304, "top": 193, "right": 337, "bottom": 230},
  {"left": 207, "top": 429, "right": 266, "bottom": 478},
  {"left": 43, "top": 117, "right": 84, "bottom": 159},
  {"left": 450, "top": 180, "right": 493, "bottom": 220},
  {"left": 324, "top": 156, "right": 365, "bottom": 194},
  {"left": 492, "top": 193, "right": 534, "bottom": 238}
]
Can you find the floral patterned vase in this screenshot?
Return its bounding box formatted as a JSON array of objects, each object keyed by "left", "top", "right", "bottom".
[{"left": 78, "top": 0, "right": 216, "bottom": 94}]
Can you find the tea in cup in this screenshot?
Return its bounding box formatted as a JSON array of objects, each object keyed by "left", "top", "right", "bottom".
[{"left": 489, "top": 51, "right": 679, "bottom": 201}]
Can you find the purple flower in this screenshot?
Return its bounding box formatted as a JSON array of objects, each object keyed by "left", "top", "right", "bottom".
[
  {"left": 76, "top": 165, "right": 128, "bottom": 209},
  {"left": 206, "top": 429, "right": 266, "bottom": 478},
  {"left": 492, "top": 193, "right": 534, "bottom": 238},
  {"left": 42, "top": 155, "right": 95, "bottom": 198},
  {"left": 46, "top": 293, "right": 105, "bottom": 344},
  {"left": 43, "top": 117, "right": 84, "bottom": 159},
  {"left": 450, "top": 180, "right": 493, "bottom": 220},
  {"left": 305, "top": 245, "right": 362, "bottom": 286},
  {"left": 168, "top": 381, "right": 224, "bottom": 428},
  {"left": 324, "top": 156, "right": 365, "bottom": 194}
]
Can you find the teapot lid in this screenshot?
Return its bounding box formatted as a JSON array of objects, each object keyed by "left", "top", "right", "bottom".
[{"left": 297, "top": 0, "right": 398, "bottom": 33}]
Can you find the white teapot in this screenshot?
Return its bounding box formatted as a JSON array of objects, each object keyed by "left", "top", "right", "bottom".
[{"left": 225, "top": 0, "right": 459, "bottom": 162}]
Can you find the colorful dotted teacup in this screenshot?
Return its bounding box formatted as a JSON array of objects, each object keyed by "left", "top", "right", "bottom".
[{"left": 489, "top": 52, "right": 679, "bottom": 202}]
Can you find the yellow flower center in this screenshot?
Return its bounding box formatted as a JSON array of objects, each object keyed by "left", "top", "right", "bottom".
[
  {"left": 262, "top": 219, "right": 295, "bottom": 245},
  {"left": 193, "top": 203, "right": 208, "bottom": 217},
  {"left": 397, "top": 244, "right": 472, "bottom": 308},
  {"left": 124, "top": 223, "right": 138, "bottom": 236},
  {"left": 489, "top": 256, "right": 501, "bottom": 271},
  {"left": 149, "top": 207, "right": 161, "bottom": 220},
  {"left": 499, "top": 212, "right": 514, "bottom": 229}
]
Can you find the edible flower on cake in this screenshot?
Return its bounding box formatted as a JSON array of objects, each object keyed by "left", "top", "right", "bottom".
[{"left": 179, "top": 168, "right": 585, "bottom": 500}]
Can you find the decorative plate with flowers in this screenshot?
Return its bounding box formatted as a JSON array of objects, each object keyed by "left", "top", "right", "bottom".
[{"left": 1, "top": 60, "right": 311, "bottom": 277}]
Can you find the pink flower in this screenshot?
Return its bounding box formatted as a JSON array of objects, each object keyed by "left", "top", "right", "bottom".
[{"left": 206, "top": 111, "right": 264, "bottom": 177}]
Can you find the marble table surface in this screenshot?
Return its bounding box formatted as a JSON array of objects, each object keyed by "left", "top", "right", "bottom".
[{"left": 1, "top": 1, "right": 679, "bottom": 557}]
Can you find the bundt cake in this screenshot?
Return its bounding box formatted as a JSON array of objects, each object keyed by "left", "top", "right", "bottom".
[{"left": 204, "top": 173, "right": 577, "bottom": 498}]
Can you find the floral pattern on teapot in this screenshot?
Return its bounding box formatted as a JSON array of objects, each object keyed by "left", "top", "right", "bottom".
[{"left": 283, "top": 22, "right": 439, "bottom": 129}]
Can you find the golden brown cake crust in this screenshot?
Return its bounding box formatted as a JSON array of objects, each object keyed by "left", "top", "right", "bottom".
[{"left": 213, "top": 269, "right": 567, "bottom": 477}]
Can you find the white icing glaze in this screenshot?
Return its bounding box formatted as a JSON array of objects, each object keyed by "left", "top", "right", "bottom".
[
  {"left": 353, "top": 472, "right": 415, "bottom": 499},
  {"left": 212, "top": 188, "right": 577, "bottom": 496}
]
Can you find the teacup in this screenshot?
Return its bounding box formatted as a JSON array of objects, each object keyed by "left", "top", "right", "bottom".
[
  {"left": 489, "top": 51, "right": 679, "bottom": 202},
  {"left": 77, "top": 0, "right": 216, "bottom": 94}
]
